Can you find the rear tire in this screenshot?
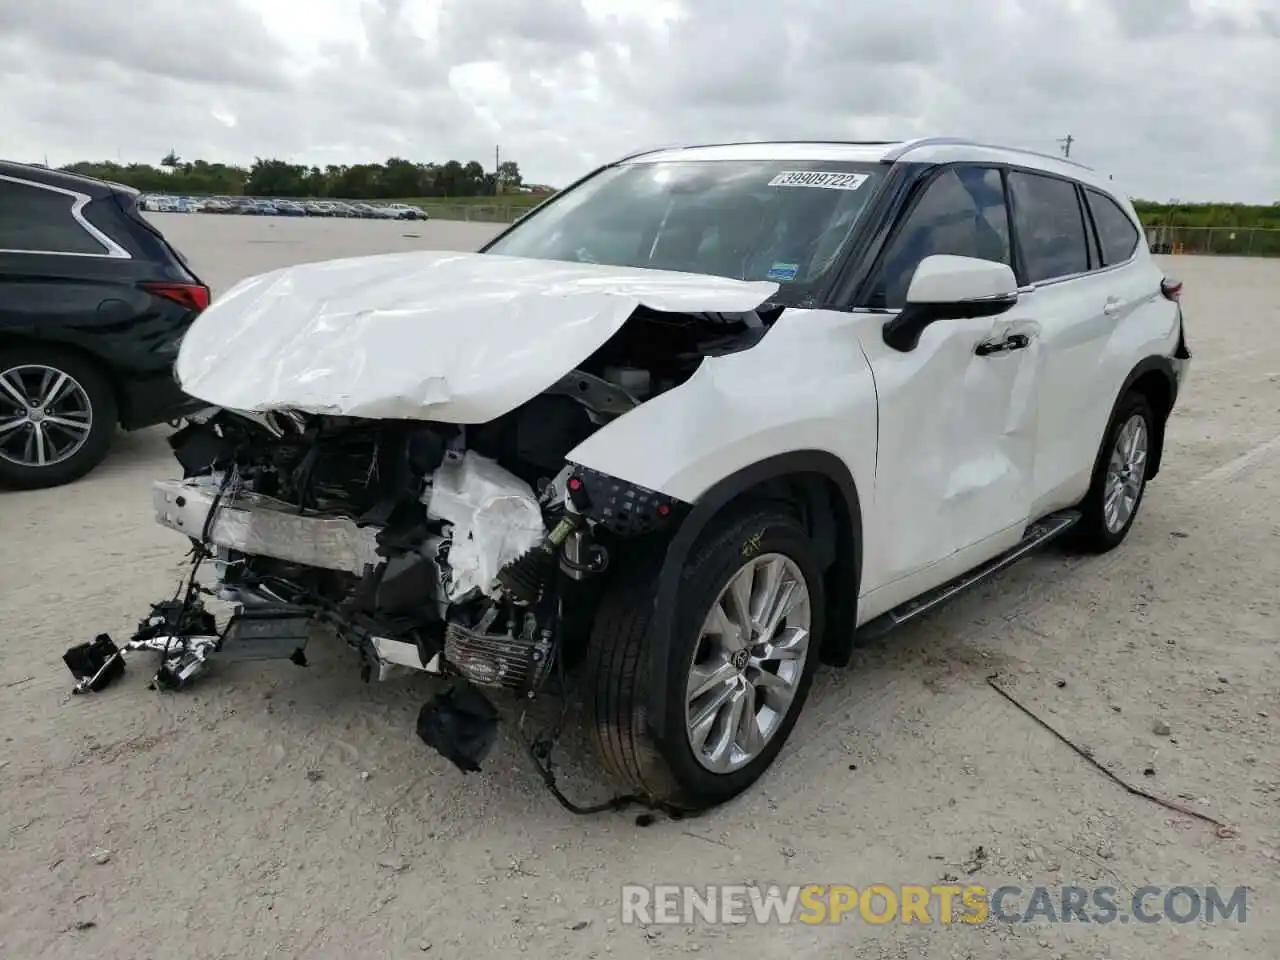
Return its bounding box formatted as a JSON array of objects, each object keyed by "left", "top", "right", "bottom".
[
  {"left": 1070, "top": 390, "right": 1154, "bottom": 553},
  {"left": 584, "top": 505, "right": 826, "bottom": 810},
  {"left": 0, "top": 346, "right": 117, "bottom": 490}
]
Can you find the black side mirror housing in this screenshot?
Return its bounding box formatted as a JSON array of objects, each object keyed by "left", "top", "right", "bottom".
[{"left": 882, "top": 293, "right": 1018, "bottom": 352}]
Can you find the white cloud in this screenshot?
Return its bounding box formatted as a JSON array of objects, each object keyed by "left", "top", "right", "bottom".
[{"left": 0, "top": 0, "right": 1275, "bottom": 201}]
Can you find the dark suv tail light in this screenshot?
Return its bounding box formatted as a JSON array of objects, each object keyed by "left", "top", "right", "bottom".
[
  {"left": 142, "top": 281, "right": 211, "bottom": 313},
  {"left": 1161, "top": 277, "right": 1183, "bottom": 302}
]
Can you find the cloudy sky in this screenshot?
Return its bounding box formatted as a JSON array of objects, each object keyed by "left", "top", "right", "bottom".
[{"left": 1, "top": 0, "right": 1276, "bottom": 202}]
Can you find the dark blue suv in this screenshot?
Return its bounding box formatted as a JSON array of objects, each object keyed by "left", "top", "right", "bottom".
[{"left": 0, "top": 161, "right": 209, "bottom": 489}]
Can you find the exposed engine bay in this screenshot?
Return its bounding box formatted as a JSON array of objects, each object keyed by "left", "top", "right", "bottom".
[{"left": 73, "top": 304, "right": 774, "bottom": 807}]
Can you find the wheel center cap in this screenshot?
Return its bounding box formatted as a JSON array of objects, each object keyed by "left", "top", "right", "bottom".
[
  {"left": 26, "top": 407, "right": 45, "bottom": 423},
  {"left": 730, "top": 649, "right": 750, "bottom": 671}
]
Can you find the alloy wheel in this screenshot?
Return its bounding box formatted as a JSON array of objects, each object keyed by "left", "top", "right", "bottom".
[
  {"left": 684, "top": 553, "right": 812, "bottom": 774},
  {"left": 0, "top": 364, "right": 95, "bottom": 468},
  {"left": 1103, "top": 413, "right": 1148, "bottom": 533}
]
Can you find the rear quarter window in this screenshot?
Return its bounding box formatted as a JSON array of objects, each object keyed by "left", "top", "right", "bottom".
[
  {"left": 0, "top": 177, "right": 112, "bottom": 255},
  {"left": 1007, "top": 171, "right": 1091, "bottom": 283},
  {"left": 1086, "top": 188, "right": 1141, "bottom": 266}
]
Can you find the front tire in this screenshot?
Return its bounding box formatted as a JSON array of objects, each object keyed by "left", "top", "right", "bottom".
[
  {"left": 0, "top": 346, "right": 117, "bottom": 490},
  {"left": 585, "top": 505, "right": 826, "bottom": 810},
  {"left": 1070, "top": 390, "right": 1154, "bottom": 552}
]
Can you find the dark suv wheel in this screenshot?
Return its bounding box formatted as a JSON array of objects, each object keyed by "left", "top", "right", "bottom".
[{"left": 0, "top": 346, "right": 117, "bottom": 490}]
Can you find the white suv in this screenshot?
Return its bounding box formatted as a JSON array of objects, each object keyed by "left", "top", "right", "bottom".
[{"left": 143, "top": 138, "right": 1190, "bottom": 811}]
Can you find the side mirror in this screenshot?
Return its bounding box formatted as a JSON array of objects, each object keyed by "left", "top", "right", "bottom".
[{"left": 882, "top": 255, "right": 1019, "bottom": 352}]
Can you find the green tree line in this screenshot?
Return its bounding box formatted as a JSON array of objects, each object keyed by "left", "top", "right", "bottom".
[
  {"left": 51, "top": 156, "right": 1280, "bottom": 234},
  {"left": 60, "top": 153, "right": 535, "bottom": 200},
  {"left": 1132, "top": 200, "right": 1280, "bottom": 230}
]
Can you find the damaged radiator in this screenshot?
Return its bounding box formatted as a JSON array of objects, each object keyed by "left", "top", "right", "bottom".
[{"left": 152, "top": 478, "right": 383, "bottom": 576}]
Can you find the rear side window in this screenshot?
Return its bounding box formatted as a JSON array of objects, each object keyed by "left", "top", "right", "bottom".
[
  {"left": 0, "top": 177, "right": 111, "bottom": 255},
  {"left": 869, "top": 166, "right": 1011, "bottom": 308},
  {"left": 1007, "top": 172, "right": 1090, "bottom": 283},
  {"left": 1086, "top": 189, "right": 1140, "bottom": 266}
]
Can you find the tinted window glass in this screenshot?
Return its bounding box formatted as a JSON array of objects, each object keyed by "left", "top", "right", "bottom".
[
  {"left": 486, "top": 160, "right": 884, "bottom": 306},
  {"left": 0, "top": 179, "right": 110, "bottom": 255},
  {"left": 870, "top": 166, "right": 1010, "bottom": 309},
  {"left": 1087, "top": 188, "right": 1140, "bottom": 266},
  {"left": 1008, "top": 172, "right": 1089, "bottom": 282}
]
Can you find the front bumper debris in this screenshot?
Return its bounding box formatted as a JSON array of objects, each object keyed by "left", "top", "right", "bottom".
[
  {"left": 64, "top": 598, "right": 221, "bottom": 694},
  {"left": 63, "top": 597, "right": 312, "bottom": 694},
  {"left": 153, "top": 478, "right": 382, "bottom": 576}
]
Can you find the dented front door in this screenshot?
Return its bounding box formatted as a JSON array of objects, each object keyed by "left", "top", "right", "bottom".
[{"left": 854, "top": 309, "right": 1041, "bottom": 593}]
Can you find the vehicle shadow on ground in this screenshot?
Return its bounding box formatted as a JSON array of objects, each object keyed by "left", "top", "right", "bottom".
[
  {"left": 207, "top": 549, "right": 1073, "bottom": 830},
  {"left": 0, "top": 428, "right": 172, "bottom": 503},
  {"left": 98, "top": 427, "right": 175, "bottom": 476}
]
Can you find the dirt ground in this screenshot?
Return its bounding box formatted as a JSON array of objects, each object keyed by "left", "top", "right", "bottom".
[{"left": 1, "top": 216, "right": 1277, "bottom": 959}]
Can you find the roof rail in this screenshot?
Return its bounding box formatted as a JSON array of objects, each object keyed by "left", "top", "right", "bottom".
[
  {"left": 886, "top": 137, "right": 1096, "bottom": 171},
  {"left": 882, "top": 137, "right": 979, "bottom": 161},
  {"left": 1000, "top": 145, "right": 1095, "bottom": 171},
  {"left": 614, "top": 139, "right": 905, "bottom": 163},
  {"left": 680, "top": 139, "right": 901, "bottom": 148},
  {"left": 614, "top": 143, "right": 688, "bottom": 163}
]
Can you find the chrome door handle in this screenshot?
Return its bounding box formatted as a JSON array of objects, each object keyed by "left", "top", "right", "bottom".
[
  {"left": 1103, "top": 297, "right": 1121, "bottom": 316},
  {"left": 975, "top": 333, "right": 1031, "bottom": 356}
]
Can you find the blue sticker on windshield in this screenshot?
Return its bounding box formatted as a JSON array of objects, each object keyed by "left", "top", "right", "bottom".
[{"left": 766, "top": 262, "right": 799, "bottom": 282}]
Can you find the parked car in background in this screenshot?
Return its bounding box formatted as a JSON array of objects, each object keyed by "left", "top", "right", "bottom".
[
  {"left": 0, "top": 161, "right": 210, "bottom": 488},
  {"left": 383, "top": 202, "right": 429, "bottom": 220},
  {"left": 204, "top": 198, "right": 233, "bottom": 213},
  {"left": 348, "top": 202, "right": 378, "bottom": 218},
  {"left": 303, "top": 201, "right": 329, "bottom": 216},
  {"left": 274, "top": 200, "right": 306, "bottom": 216},
  {"left": 329, "top": 201, "right": 357, "bottom": 218}
]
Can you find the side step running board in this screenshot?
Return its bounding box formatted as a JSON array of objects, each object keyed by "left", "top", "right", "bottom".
[{"left": 857, "top": 510, "right": 1081, "bottom": 643}]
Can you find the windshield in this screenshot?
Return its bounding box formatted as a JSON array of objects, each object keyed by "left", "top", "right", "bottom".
[{"left": 485, "top": 159, "right": 884, "bottom": 304}]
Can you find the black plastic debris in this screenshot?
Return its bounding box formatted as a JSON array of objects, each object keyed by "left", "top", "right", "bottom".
[
  {"left": 416, "top": 681, "right": 500, "bottom": 773},
  {"left": 64, "top": 634, "right": 126, "bottom": 693},
  {"left": 167, "top": 420, "right": 235, "bottom": 477},
  {"left": 134, "top": 598, "right": 217, "bottom": 644},
  {"left": 219, "top": 605, "right": 310, "bottom": 662}
]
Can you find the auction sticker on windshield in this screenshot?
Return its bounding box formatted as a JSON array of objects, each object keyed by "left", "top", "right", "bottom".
[{"left": 768, "top": 171, "right": 869, "bottom": 190}]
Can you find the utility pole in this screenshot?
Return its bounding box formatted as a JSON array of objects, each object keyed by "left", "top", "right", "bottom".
[
  {"left": 1057, "top": 134, "right": 1074, "bottom": 159},
  {"left": 495, "top": 144, "right": 501, "bottom": 195}
]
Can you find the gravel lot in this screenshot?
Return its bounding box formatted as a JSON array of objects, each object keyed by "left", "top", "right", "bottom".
[{"left": 2, "top": 215, "right": 1278, "bottom": 959}]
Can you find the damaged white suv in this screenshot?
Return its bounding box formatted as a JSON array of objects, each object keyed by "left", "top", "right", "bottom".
[{"left": 129, "top": 138, "right": 1190, "bottom": 812}]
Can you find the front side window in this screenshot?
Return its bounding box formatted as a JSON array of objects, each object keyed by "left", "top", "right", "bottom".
[
  {"left": 1008, "top": 172, "right": 1090, "bottom": 283},
  {"left": 1086, "top": 188, "right": 1141, "bottom": 266},
  {"left": 0, "top": 178, "right": 111, "bottom": 255},
  {"left": 484, "top": 159, "right": 885, "bottom": 306},
  {"left": 866, "top": 166, "right": 1011, "bottom": 309}
]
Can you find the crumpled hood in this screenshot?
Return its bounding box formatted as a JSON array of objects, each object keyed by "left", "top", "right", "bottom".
[{"left": 176, "top": 250, "right": 778, "bottom": 422}]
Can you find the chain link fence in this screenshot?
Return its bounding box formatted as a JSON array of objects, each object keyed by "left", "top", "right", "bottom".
[
  {"left": 415, "top": 203, "right": 528, "bottom": 223},
  {"left": 1146, "top": 226, "right": 1280, "bottom": 257}
]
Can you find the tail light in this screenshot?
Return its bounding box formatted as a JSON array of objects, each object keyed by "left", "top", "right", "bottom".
[
  {"left": 142, "top": 281, "right": 211, "bottom": 313},
  {"left": 1161, "top": 278, "right": 1183, "bottom": 302}
]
